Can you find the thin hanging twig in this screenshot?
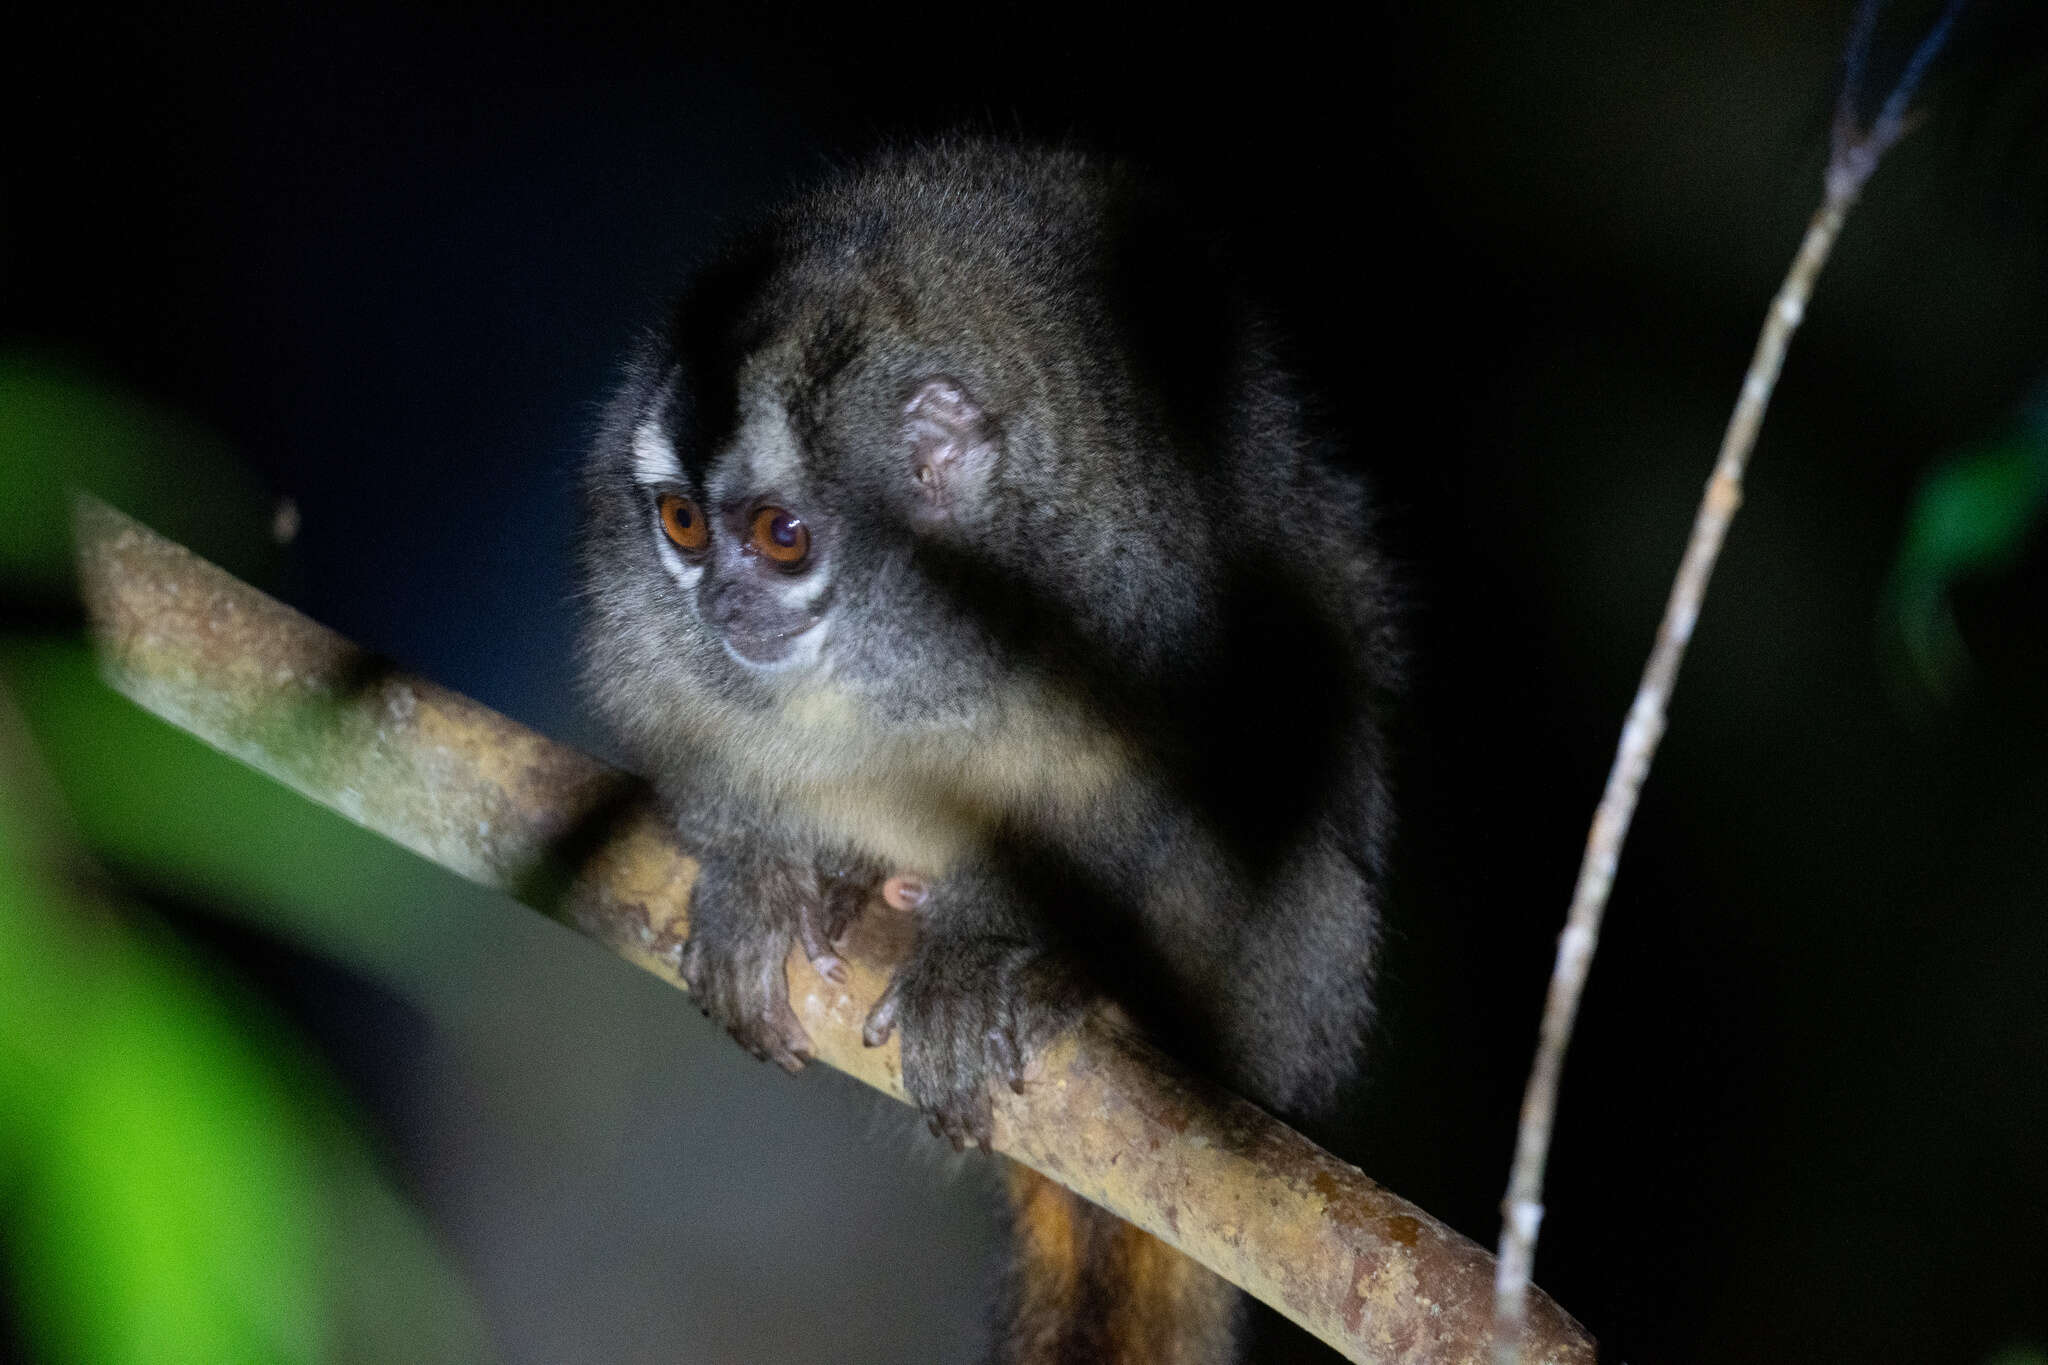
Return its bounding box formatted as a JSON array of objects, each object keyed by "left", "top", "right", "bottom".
[{"left": 1490, "top": 5, "right": 1965, "bottom": 1360}]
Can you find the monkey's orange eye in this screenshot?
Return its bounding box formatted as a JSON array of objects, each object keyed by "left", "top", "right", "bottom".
[
  {"left": 657, "top": 493, "right": 708, "bottom": 553},
  {"left": 748, "top": 506, "right": 810, "bottom": 567}
]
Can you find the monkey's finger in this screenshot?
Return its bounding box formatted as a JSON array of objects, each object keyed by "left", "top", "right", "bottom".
[
  {"left": 975, "top": 1084, "right": 996, "bottom": 1149},
  {"left": 679, "top": 938, "right": 707, "bottom": 995},
  {"left": 819, "top": 878, "right": 867, "bottom": 946},
  {"left": 767, "top": 1023, "right": 812, "bottom": 1074},
  {"left": 926, "top": 1058, "right": 990, "bottom": 1154},
  {"left": 961, "top": 1091, "right": 994, "bottom": 1153},
  {"left": 986, "top": 1025, "right": 1026, "bottom": 1095},
  {"left": 767, "top": 989, "right": 815, "bottom": 1072},
  {"left": 732, "top": 1010, "right": 806, "bottom": 1073},
  {"left": 863, "top": 979, "right": 903, "bottom": 1047},
  {"left": 796, "top": 913, "right": 849, "bottom": 984},
  {"left": 940, "top": 1105, "right": 971, "bottom": 1153}
]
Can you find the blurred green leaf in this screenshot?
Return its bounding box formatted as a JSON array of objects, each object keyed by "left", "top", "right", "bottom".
[
  {"left": 0, "top": 725, "right": 325, "bottom": 1362},
  {"left": 1897, "top": 437, "right": 2048, "bottom": 575},
  {"left": 0, "top": 363, "right": 491, "bottom": 1364},
  {"left": 1885, "top": 419, "right": 2048, "bottom": 696},
  {"left": 1980, "top": 1349, "right": 2048, "bottom": 1365},
  {"left": 0, "top": 639, "right": 470, "bottom": 983},
  {"left": 0, "top": 686, "right": 493, "bottom": 1365},
  {"left": 6, "top": 934, "right": 329, "bottom": 1364},
  {"left": 0, "top": 355, "right": 270, "bottom": 593}
]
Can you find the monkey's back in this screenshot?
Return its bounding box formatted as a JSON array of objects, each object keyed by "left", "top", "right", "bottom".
[{"left": 798, "top": 143, "right": 1396, "bottom": 1109}]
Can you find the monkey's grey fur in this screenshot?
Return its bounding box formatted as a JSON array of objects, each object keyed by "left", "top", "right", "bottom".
[{"left": 579, "top": 137, "right": 1398, "bottom": 1355}]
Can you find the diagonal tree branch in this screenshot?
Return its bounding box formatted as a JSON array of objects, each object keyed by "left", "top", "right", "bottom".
[{"left": 74, "top": 494, "right": 1591, "bottom": 1365}]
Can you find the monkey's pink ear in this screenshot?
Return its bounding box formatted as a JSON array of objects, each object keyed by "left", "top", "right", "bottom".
[{"left": 903, "top": 376, "right": 997, "bottom": 518}]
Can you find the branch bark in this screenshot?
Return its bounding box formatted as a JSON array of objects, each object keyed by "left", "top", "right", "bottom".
[{"left": 74, "top": 495, "right": 1592, "bottom": 1365}]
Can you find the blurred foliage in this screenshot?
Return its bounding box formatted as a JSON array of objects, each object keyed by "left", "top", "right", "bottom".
[
  {"left": 1885, "top": 397, "right": 2048, "bottom": 697},
  {"left": 1982, "top": 1350, "right": 2048, "bottom": 1365},
  {"left": 2, "top": 638, "right": 482, "bottom": 987},
  {"left": 0, "top": 359, "right": 273, "bottom": 596},
  {"left": 0, "top": 360, "right": 490, "bottom": 1364}
]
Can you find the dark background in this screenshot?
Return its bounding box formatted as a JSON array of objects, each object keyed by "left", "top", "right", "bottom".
[{"left": 6, "top": 2, "right": 2047, "bottom": 1361}]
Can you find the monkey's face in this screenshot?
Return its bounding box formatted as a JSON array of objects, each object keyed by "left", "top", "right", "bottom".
[
  {"left": 633, "top": 406, "right": 836, "bottom": 675},
  {"left": 590, "top": 351, "right": 1019, "bottom": 737},
  {"left": 582, "top": 350, "right": 1146, "bottom": 865}
]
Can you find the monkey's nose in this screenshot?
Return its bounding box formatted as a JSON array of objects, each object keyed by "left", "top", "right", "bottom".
[
  {"left": 699, "top": 587, "right": 738, "bottom": 631},
  {"left": 695, "top": 577, "right": 742, "bottom": 629},
  {"left": 698, "top": 578, "right": 817, "bottom": 667}
]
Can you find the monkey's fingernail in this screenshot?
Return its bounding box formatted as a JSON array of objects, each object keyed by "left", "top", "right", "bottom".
[{"left": 882, "top": 875, "right": 929, "bottom": 911}]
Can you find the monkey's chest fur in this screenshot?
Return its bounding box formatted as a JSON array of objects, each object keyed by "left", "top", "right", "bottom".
[{"left": 727, "top": 671, "right": 1143, "bottom": 880}]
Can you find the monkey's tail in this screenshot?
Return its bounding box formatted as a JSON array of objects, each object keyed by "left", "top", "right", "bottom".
[{"left": 992, "top": 1164, "right": 1240, "bottom": 1365}]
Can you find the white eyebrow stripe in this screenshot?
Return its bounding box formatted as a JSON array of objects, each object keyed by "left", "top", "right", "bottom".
[{"left": 632, "top": 420, "right": 683, "bottom": 485}]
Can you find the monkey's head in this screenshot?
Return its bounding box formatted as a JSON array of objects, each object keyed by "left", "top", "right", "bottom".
[
  {"left": 593, "top": 329, "right": 1012, "bottom": 687},
  {"left": 576, "top": 261, "right": 1148, "bottom": 805},
  {"left": 577, "top": 143, "right": 1347, "bottom": 860}
]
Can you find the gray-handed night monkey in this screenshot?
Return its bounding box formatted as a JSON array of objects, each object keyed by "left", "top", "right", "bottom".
[{"left": 579, "top": 137, "right": 1399, "bottom": 1363}]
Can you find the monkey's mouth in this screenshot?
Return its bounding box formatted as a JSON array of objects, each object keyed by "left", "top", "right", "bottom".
[{"left": 718, "top": 617, "right": 821, "bottom": 669}]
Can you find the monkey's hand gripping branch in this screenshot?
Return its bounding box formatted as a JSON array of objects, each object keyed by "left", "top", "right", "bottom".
[{"left": 75, "top": 495, "right": 1591, "bottom": 1365}]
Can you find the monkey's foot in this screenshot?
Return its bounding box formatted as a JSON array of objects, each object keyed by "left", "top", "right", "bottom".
[
  {"left": 682, "top": 853, "right": 873, "bottom": 1073},
  {"left": 862, "top": 937, "right": 1083, "bottom": 1151},
  {"left": 679, "top": 921, "right": 817, "bottom": 1074}
]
